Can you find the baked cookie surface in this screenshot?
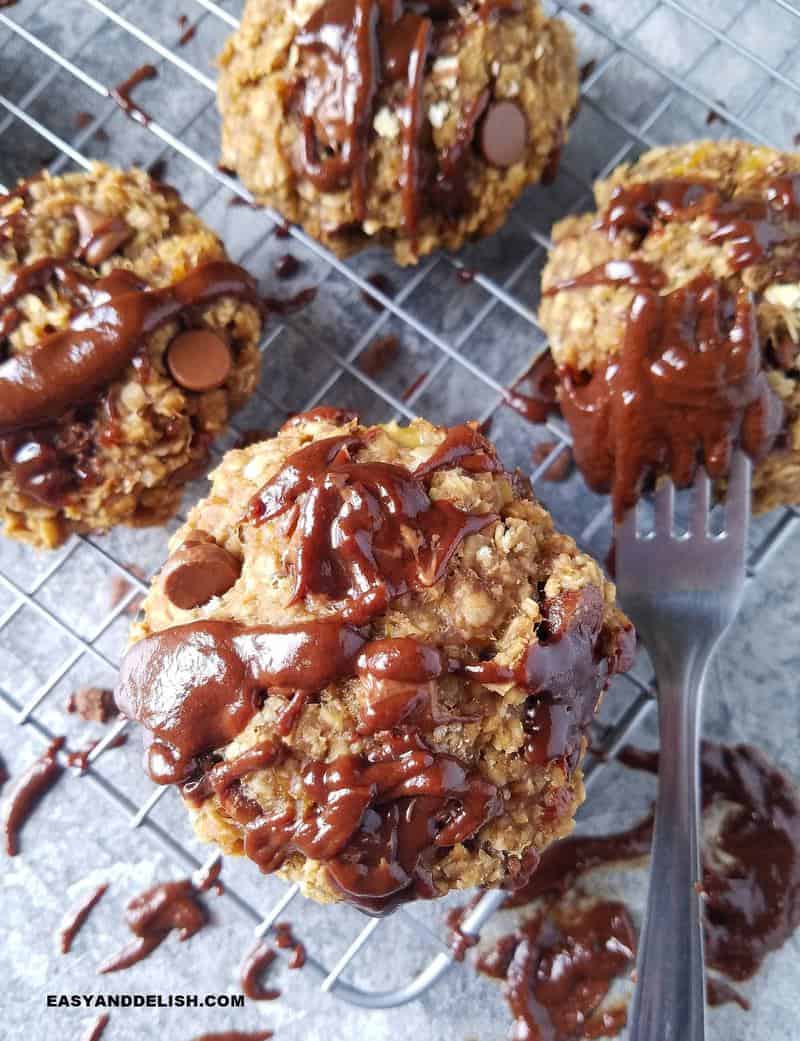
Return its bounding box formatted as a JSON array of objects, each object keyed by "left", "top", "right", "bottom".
[
  {"left": 539, "top": 140, "right": 800, "bottom": 518},
  {"left": 117, "top": 410, "right": 634, "bottom": 909},
  {"left": 218, "top": 0, "right": 578, "bottom": 265},
  {"left": 0, "top": 164, "right": 263, "bottom": 549}
]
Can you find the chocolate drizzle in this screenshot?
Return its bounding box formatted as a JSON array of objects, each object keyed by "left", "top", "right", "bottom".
[
  {"left": 239, "top": 940, "right": 281, "bottom": 1000},
  {"left": 98, "top": 878, "right": 207, "bottom": 974},
  {"left": 0, "top": 257, "right": 258, "bottom": 508},
  {"left": 477, "top": 901, "right": 636, "bottom": 1041},
  {"left": 2, "top": 736, "right": 64, "bottom": 855},
  {"left": 247, "top": 424, "right": 500, "bottom": 622},
  {"left": 59, "top": 883, "right": 108, "bottom": 953},
  {"left": 547, "top": 173, "right": 800, "bottom": 515},
  {"left": 291, "top": 0, "right": 527, "bottom": 247},
  {"left": 560, "top": 279, "right": 784, "bottom": 519}
]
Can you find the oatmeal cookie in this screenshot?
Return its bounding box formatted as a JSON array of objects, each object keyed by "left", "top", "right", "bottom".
[
  {"left": 217, "top": 0, "right": 578, "bottom": 265},
  {"left": 117, "top": 409, "right": 634, "bottom": 908},
  {"left": 0, "top": 164, "right": 264, "bottom": 549},
  {"left": 538, "top": 140, "right": 800, "bottom": 518}
]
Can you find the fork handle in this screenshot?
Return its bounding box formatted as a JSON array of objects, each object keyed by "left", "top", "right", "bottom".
[{"left": 628, "top": 649, "right": 710, "bottom": 1041}]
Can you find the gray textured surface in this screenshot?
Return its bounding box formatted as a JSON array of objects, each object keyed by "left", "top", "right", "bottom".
[{"left": 1, "top": 0, "right": 800, "bottom": 1039}]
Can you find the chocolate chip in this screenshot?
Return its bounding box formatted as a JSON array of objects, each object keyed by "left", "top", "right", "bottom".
[
  {"left": 74, "top": 205, "right": 133, "bottom": 265},
  {"left": 161, "top": 532, "right": 241, "bottom": 610},
  {"left": 166, "top": 329, "right": 232, "bottom": 392},
  {"left": 479, "top": 101, "right": 527, "bottom": 168}
]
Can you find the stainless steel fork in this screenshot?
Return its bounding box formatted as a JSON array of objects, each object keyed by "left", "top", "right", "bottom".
[{"left": 614, "top": 453, "right": 752, "bottom": 1041}]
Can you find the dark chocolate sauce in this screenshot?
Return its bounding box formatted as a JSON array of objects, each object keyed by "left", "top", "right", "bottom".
[
  {"left": 597, "top": 174, "right": 800, "bottom": 269},
  {"left": 504, "top": 353, "right": 560, "bottom": 424},
  {"left": 0, "top": 259, "right": 257, "bottom": 508},
  {"left": 544, "top": 259, "right": 666, "bottom": 296},
  {"left": 477, "top": 901, "right": 636, "bottom": 1041},
  {"left": 59, "top": 884, "right": 108, "bottom": 954},
  {"left": 465, "top": 586, "right": 635, "bottom": 774},
  {"left": 560, "top": 278, "right": 784, "bottom": 520},
  {"left": 274, "top": 254, "right": 301, "bottom": 279},
  {"left": 110, "top": 64, "right": 158, "bottom": 125},
  {"left": 445, "top": 894, "right": 481, "bottom": 961},
  {"left": 239, "top": 939, "right": 281, "bottom": 1000},
  {"left": 80, "top": 1014, "right": 110, "bottom": 1041},
  {"left": 177, "top": 16, "right": 197, "bottom": 46},
  {"left": 3, "top": 736, "right": 64, "bottom": 856},
  {"left": 194, "top": 858, "right": 224, "bottom": 894},
  {"left": 67, "top": 686, "right": 118, "bottom": 723},
  {"left": 0, "top": 260, "right": 258, "bottom": 435},
  {"left": 362, "top": 272, "right": 393, "bottom": 309},
  {"left": 619, "top": 742, "right": 800, "bottom": 984},
  {"left": 274, "top": 921, "right": 306, "bottom": 968},
  {"left": 98, "top": 878, "right": 207, "bottom": 973},
  {"left": 402, "top": 369, "right": 428, "bottom": 400},
  {"left": 291, "top": 0, "right": 522, "bottom": 243},
  {"left": 358, "top": 332, "right": 399, "bottom": 376},
  {"left": 247, "top": 424, "right": 500, "bottom": 623},
  {"left": 261, "top": 286, "right": 317, "bottom": 315}
]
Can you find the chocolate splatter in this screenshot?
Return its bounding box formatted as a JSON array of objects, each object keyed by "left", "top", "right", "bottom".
[
  {"left": 59, "top": 884, "right": 108, "bottom": 954},
  {"left": 3, "top": 737, "right": 64, "bottom": 856}
]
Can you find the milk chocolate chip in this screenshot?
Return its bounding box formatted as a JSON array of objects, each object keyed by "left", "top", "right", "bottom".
[
  {"left": 161, "top": 531, "right": 241, "bottom": 609},
  {"left": 74, "top": 205, "right": 133, "bottom": 265},
  {"left": 480, "top": 101, "right": 527, "bottom": 168},
  {"left": 166, "top": 329, "right": 232, "bottom": 392}
]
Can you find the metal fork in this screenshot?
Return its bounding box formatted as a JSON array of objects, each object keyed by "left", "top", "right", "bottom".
[{"left": 614, "top": 453, "right": 752, "bottom": 1041}]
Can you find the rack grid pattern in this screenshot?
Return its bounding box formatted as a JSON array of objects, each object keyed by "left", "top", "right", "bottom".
[{"left": 1, "top": 0, "right": 799, "bottom": 1010}]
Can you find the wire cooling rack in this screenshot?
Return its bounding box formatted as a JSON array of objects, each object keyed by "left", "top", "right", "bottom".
[{"left": 1, "top": 0, "right": 799, "bottom": 1013}]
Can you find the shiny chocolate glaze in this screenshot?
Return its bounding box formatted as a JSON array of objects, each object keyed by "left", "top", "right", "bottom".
[
  {"left": 477, "top": 901, "right": 636, "bottom": 1041},
  {"left": 3, "top": 736, "right": 64, "bottom": 856},
  {"left": 98, "top": 878, "right": 207, "bottom": 974},
  {"left": 560, "top": 279, "right": 783, "bottom": 520}
]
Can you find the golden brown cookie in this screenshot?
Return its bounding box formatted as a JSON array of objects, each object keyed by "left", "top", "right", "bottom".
[
  {"left": 0, "top": 163, "right": 264, "bottom": 549},
  {"left": 217, "top": 0, "right": 578, "bottom": 265},
  {"left": 117, "top": 410, "right": 634, "bottom": 908}
]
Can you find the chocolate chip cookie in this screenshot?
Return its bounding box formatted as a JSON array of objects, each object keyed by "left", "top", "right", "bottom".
[
  {"left": 117, "top": 410, "right": 634, "bottom": 909},
  {"left": 0, "top": 164, "right": 264, "bottom": 549},
  {"left": 538, "top": 140, "right": 800, "bottom": 518},
  {"left": 217, "top": 0, "right": 578, "bottom": 265}
]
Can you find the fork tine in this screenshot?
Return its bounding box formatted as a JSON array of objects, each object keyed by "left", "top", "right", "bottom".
[
  {"left": 691, "top": 468, "right": 711, "bottom": 538},
  {"left": 654, "top": 478, "right": 675, "bottom": 535},
  {"left": 723, "top": 452, "right": 752, "bottom": 539}
]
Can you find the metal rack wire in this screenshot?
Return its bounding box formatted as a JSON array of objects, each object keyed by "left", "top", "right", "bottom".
[{"left": 1, "top": 0, "right": 799, "bottom": 1011}]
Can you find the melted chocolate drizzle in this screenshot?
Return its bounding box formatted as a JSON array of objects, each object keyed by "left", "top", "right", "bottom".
[
  {"left": 0, "top": 257, "right": 258, "bottom": 508},
  {"left": 239, "top": 940, "right": 281, "bottom": 1001},
  {"left": 80, "top": 1014, "right": 110, "bottom": 1041},
  {"left": 59, "top": 883, "right": 108, "bottom": 954},
  {"left": 290, "top": 0, "right": 527, "bottom": 248},
  {"left": 98, "top": 878, "right": 207, "bottom": 974},
  {"left": 3, "top": 736, "right": 64, "bottom": 856},
  {"left": 560, "top": 278, "right": 783, "bottom": 520},
  {"left": 547, "top": 174, "right": 800, "bottom": 516},
  {"left": 477, "top": 901, "right": 636, "bottom": 1041}
]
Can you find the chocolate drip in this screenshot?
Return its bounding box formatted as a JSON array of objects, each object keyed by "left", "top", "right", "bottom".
[
  {"left": 274, "top": 921, "right": 306, "bottom": 968},
  {"left": 239, "top": 940, "right": 281, "bottom": 1000},
  {"left": 248, "top": 425, "right": 499, "bottom": 623},
  {"left": 543, "top": 259, "right": 667, "bottom": 295},
  {"left": 295, "top": 0, "right": 380, "bottom": 218},
  {"left": 3, "top": 736, "right": 64, "bottom": 856},
  {"left": 292, "top": 0, "right": 520, "bottom": 239},
  {"left": 98, "top": 878, "right": 207, "bottom": 973},
  {"left": 620, "top": 741, "right": 800, "bottom": 984},
  {"left": 504, "top": 353, "right": 560, "bottom": 424},
  {"left": 111, "top": 63, "right": 158, "bottom": 125},
  {"left": 596, "top": 174, "right": 800, "bottom": 270},
  {"left": 466, "top": 586, "right": 635, "bottom": 773},
  {"left": 476, "top": 901, "right": 636, "bottom": 1041},
  {"left": 236, "top": 727, "right": 501, "bottom": 912},
  {"left": 560, "top": 279, "right": 784, "bottom": 520},
  {"left": 116, "top": 619, "right": 366, "bottom": 784},
  {"left": 80, "top": 1014, "right": 110, "bottom": 1041},
  {"left": 0, "top": 260, "right": 258, "bottom": 435},
  {"left": 59, "top": 883, "right": 108, "bottom": 954}
]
